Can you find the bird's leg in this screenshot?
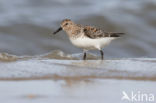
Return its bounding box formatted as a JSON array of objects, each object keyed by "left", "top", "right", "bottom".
[
  {"left": 100, "top": 50, "right": 104, "bottom": 60},
  {"left": 83, "top": 50, "right": 87, "bottom": 60}
]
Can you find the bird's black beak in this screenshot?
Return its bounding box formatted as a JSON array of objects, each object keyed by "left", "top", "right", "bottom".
[{"left": 53, "top": 27, "right": 62, "bottom": 35}]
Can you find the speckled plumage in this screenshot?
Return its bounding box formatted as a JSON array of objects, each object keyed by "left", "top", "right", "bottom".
[{"left": 53, "top": 19, "right": 125, "bottom": 60}]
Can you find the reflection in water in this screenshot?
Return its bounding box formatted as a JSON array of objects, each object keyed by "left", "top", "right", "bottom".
[
  {"left": 62, "top": 79, "right": 92, "bottom": 88},
  {"left": 0, "top": 79, "right": 156, "bottom": 103},
  {"left": 21, "top": 94, "right": 48, "bottom": 99},
  {"left": 71, "top": 60, "right": 104, "bottom": 68}
]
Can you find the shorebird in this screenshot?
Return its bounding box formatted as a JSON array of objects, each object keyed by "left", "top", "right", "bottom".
[{"left": 53, "top": 19, "right": 124, "bottom": 60}]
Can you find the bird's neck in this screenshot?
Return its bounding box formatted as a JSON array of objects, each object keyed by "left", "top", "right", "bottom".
[{"left": 65, "top": 24, "right": 82, "bottom": 38}]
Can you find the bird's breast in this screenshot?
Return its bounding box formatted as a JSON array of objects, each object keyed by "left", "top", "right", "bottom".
[{"left": 69, "top": 36, "right": 115, "bottom": 50}]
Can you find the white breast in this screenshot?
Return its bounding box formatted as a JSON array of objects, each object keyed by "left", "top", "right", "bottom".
[{"left": 70, "top": 36, "right": 116, "bottom": 50}]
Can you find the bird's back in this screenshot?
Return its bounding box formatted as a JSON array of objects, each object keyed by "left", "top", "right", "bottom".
[{"left": 83, "top": 26, "right": 125, "bottom": 39}]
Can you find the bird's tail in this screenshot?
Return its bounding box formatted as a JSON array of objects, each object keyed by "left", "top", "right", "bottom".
[{"left": 110, "top": 33, "right": 125, "bottom": 37}]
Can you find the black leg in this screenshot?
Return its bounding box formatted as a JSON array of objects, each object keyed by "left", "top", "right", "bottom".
[
  {"left": 83, "top": 52, "right": 87, "bottom": 60},
  {"left": 100, "top": 50, "right": 104, "bottom": 60}
]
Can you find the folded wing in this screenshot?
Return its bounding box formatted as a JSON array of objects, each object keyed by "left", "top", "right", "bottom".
[{"left": 84, "top": 26, "right": 125, "bottom": 39}]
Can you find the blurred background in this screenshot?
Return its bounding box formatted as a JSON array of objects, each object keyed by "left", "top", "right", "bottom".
[{"left": 0, "top": 0, "right": 156, "bottom": 58}]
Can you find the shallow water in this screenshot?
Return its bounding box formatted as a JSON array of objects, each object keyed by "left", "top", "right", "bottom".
[
  {"left": 0, "top": 55, "right": 156, "bottom": 103},
  {"left": 0, "top": 0, "right": 156, "bottom": 57},
  {"left": 1, "top": 80, "right": 156, "bottom": 103},
  {"left": 0, "top": 52, "right": 156, "bottom": 81}
]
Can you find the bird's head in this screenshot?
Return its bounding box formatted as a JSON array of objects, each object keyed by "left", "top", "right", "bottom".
[{"left": 53, "top": 19, "right": 74, "bottom": 35}]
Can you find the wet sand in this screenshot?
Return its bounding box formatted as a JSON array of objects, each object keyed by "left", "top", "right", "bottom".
[
  {"left": 0, "top": 79, "right": 156, "bottom": 103},
  {"left": 0, "top": 54, "right": 156, "bottom": 103}
]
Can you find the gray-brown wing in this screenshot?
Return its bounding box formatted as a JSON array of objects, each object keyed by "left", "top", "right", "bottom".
[{"left": 83, "top": 26, "right": 124, "bottom": 39}]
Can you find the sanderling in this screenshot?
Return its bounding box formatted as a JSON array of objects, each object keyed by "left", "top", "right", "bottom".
[{"left": 53, "top": 19, "right": 124, "bottom": 60}]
